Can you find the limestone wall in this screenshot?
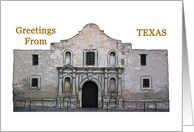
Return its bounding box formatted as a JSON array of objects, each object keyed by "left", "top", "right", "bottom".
[
  {"left": 49, "top": 24, "right": 125, "bottom": 67},
  {"left": 122, "top": 50, "right": 169, "bottom": 100},
  {"left": 13, "top": 50, "right": 58, "bottom": 98}
]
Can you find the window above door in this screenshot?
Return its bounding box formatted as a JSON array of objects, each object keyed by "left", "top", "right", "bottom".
[
  {"left": 83, "top": 49, "right": 98, "bottom": 67},
  {"left": 86, "top": 52, "right": 95, "bottom": 65}
]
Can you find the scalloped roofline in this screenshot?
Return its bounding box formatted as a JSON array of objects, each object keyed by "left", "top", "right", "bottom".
[{"left": 60, "top": 23, "right": 122, "bottom": 43}]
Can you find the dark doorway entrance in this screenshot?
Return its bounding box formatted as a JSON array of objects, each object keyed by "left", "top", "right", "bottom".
[{"left": 82, "top": 81, "right": 98, "bottom": 108}]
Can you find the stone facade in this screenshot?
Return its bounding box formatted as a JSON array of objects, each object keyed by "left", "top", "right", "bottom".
[{"left": 13, "top": 23, "right": 169, "bottom": 109}]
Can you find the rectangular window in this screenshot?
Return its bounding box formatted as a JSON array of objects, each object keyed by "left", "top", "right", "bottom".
[
  {"left": 33, "top": 55, "right": 38, "bottom": 65},
  {"left": 141, "top": 76, "right": 151, "bottom": 90},
  {"left": 143, "top": 79, "right": 149, "bottom": 88},
  {"left": 83, "top": 50, "right": 97, "bottom": 67},
  {"left": 32, "top": 78, "right": 38, "bottom": 87},
  {"left": 30, "top": 75, "right": 41, "bottom": 89},
  {"left": 86, "top": 52, "right": 95, "bottom": 65},
  {"left": 140, "top": 54, "right": 146, "bottom": 66}
]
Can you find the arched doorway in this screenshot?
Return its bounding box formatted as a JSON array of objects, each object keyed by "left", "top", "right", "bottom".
[{"left": 82, "top": 81, "right": 98, "bottom": 108}]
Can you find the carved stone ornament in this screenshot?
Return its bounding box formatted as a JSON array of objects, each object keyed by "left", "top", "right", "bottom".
[
  {"left": 87, "top": 73, "right": 93, "bottom": 80},
  {"left": 64, "top": 92, "right": 71, "bottom": 97},
  {"left": 110, "top": 92, "right": 117, "bottom": 98},
  {"left": 88, "top": 76, "right": 93, "bottom": 80}
]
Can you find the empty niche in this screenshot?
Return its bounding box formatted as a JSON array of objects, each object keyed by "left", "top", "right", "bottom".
[
  {"left": 63, "top": 50, "right": 73, "bottom": 66},
  {"left": 108, "top": 50, "right": 117, "bottom": 66},
  {"left": 110, "top": 52, "right": 116, "bottom": 66},
  {"left": 63, "top": 77, "right": 71, "bottom": 93},
  {"left": 65, "top": 52, "right": 71, "bottom": 65},
  {"left": 109, "top": 78, "right": 116, "bottom": 93}
]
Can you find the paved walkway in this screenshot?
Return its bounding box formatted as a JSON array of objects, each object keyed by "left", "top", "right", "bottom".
[{"left": 14, "top": 107, "right": 169, "bottom": 112}]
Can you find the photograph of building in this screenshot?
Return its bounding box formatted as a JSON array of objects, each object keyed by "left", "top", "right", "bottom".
[{"left": 13, "top": 23, "right": 169, "bottom": 111}]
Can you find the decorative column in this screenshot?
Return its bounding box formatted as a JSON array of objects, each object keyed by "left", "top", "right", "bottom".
[
  {"left": 118, "top": 68, "right": 122, "bottom": 96},
  {"left": 72, "top": 69, "right": 76, "bottom": 96},
  {"left": 103, "top": 68, "right": 109, "bottom": 109},
  {"left": 117, "top": 67, "right": 123, "bottom": 109},
  {"left": 104, "top": 69, "right": 108, "bottom": 96},
  {"left": 70, "top": 68, "right": 77, "bottom": 108},
  {"left": 57, "top": 67, "right": 63, "bottom": 97},
  {"left": 57, "top": 67, "right": 63, "bottom": 108}
]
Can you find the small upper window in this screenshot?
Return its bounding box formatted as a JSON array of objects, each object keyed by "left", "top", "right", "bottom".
[
  {"left": 86, "top": 52, "right": 95, "bottom": 65},
  {"left": 83, "top": 49, "right": 97, "bottom": 67},
  {"left": 32, "top": 55, "right": 38, "bottom": 65},
  {"left": 140, "top": 54, "right": 147, "bottom": 66}
]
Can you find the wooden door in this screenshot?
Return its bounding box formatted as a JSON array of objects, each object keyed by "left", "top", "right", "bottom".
[{"left": 82, "top": 81, "right": 98, "bottom": 108}]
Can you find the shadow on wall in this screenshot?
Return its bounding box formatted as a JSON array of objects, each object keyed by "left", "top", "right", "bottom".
[
  {"left": 13, "top": 78, "right": 29, "bottom": 98},
  {"left": 13, "top": 78, "right": 57, "bottom": 98},
  {"left": 123, "top": 85, "right": 169, "bottom": 100}
]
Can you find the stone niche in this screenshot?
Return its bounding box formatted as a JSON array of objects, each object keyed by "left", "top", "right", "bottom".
[{"left": 56, "top": 67, "right": 124, "bottom": 109}]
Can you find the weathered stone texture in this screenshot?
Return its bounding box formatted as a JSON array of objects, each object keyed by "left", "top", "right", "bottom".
[
  {"left": 122, "top": 50, "right": 168, "bottom": 100},
  {"left": 13, "top": 50, "right": 58, "bottom": 98},
  {"left": 50, "top": 24, "right": 122, "bottom": 67},
  {"left": 13, "top": 23, "right": 169, "bottom": 109}
]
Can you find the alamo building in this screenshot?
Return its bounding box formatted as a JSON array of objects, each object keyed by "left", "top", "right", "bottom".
[{"left": 13, "top": 23, "right": 169, "bottom": 110}]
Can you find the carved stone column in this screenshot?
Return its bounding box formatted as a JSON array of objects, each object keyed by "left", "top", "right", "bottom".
[
  {"left": 70, "top": 68, "right": 77, "bottom": 108},
  {"left": 57, "top": 67, "right": 63, "bottom": 108},
  {"left": 117, "top": 68, "right": 123, "bottom": 109},
  {"left": 118, "top": 68, "right": 122, "bottom": 96},
  {"left": 103, "top": 68, "right": 109, "bottom": 108},
  {"left": 72, "top": 69, "right": 76, "bottom": 96},
  {"left": 57, "top": 67, "right": 63, "bottom": 98},
  {"left": 104, "top": 69, "right": 108, "bottom": 96}
]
